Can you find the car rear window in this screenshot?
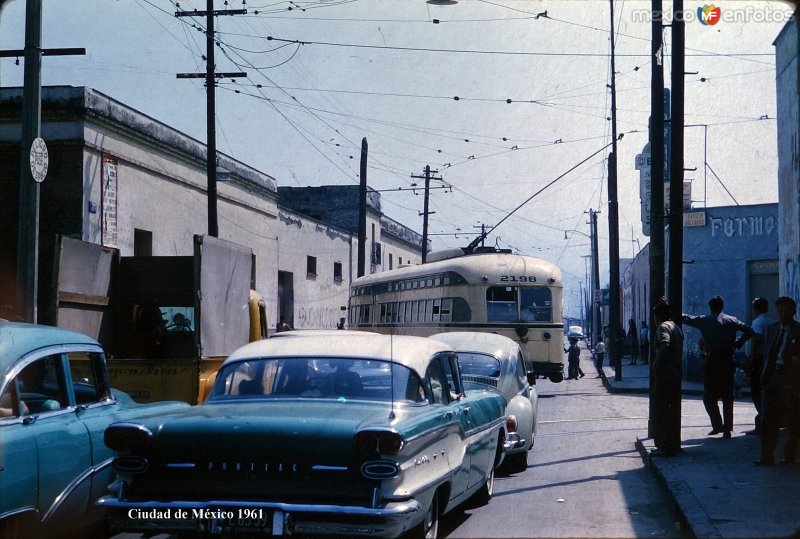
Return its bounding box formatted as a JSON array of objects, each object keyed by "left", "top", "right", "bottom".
[
  {"left": 456, "top": 352, "right": 501, "bottom": 378},
  {"left": 210, "top": 357, "right": 426, "bottom": 404}
]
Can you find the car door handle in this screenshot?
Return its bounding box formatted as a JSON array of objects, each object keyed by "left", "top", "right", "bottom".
[
  {"left": 444, "top": 411, "right": 454, "bottom": 420},
  {"left": 22, "top": 415, "right": 37, "bottom": 425},
  {"left": 460, "top": 407, "right": 470, "bottom": 415},
  {"left": 75, "top": 404, "right": 88, "bottom": 413}
]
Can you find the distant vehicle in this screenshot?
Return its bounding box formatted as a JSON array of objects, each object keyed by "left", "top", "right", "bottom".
[
  {"left": 98, "top": 331, "right": 509, "bottom": 538},
  {"left": 567, "top": 325, "right": 586, "bottom": 340},
  {"left": 0, "top": 321, "right": 189, "bottom": 538},
  {"left": 349, "top": 247, "right": 566, "bottom": 383},
  {"left": 431, "top": 332, "right": 538, "bottom": 474}
]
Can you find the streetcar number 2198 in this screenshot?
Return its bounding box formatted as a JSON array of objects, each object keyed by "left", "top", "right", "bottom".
[{"left": 500, "top": 275, "right": 536, "bottom": 282}]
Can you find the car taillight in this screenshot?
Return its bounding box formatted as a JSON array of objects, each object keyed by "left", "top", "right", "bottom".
[
  {"left": 105, "top": 423, "right": 153, "bottom": 453},
  {"left": 506, "top": 415, "right": 518, "bottom": 433},
  {"left": 354, "top": 431, "right": 404, "bottom": 457}
]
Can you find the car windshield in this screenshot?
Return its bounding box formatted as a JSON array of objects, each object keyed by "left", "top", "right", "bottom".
[
  {"left": 209, "top": 357, "right": 427, "bottom": 404},
  {"left": 456, "top": 352, "right": 501, "bottom": 378}
]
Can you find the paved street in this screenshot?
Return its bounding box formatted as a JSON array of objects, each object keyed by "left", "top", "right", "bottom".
[{"left": 442, "top": 353, "right": 689, "bottom": 538}]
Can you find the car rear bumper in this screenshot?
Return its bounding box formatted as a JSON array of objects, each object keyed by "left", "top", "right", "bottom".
[
  {"left": 96, "top": 496, "right": 422, "bottom": 538},
  {"left": 530, "top": 361, "right": 563, "bottom": 376},
  {"left": 504, "top": 431, "right": 527, "bottom": 451}
]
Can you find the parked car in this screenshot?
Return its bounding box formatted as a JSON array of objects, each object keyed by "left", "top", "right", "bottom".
[
  {"left": 0, "top": 321, "right": 190, "bottom": 538},
  {"left": 97, "top": 330, "right": 508, "bottom": 538},
  {"left": 431, "top": 332, "right": 538, "bottom": 473},
  {"left": 567, "top": 325, "right": 586, "bottom": 341}
]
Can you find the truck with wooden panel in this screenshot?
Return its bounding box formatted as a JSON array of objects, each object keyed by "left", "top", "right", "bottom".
[{"left": 50, "top": 234, "right": 268, "bottom": 404}]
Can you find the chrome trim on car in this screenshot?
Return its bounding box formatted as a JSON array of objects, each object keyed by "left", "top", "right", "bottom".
[
  {"left": 504, "top": 432, "right": 525, "bottom": 451},
  {"left": 96, "top": 497, "right": 422, "bottom": 519},
  {"left": 43, "top": 457, "right": 113, "bottom": 522},
  {"left": 311, "top": 465, "right": 349, "bottom": 472},
  {"left": 0, "top": 506, "right": 37, "bottom": 522},
  {"left": 164, "top": 462, "right": 195, "bottom": 469},
  {"left": 361, "top": 461, "right": 400, "bottom": 479},
  {"left": 114, "top": 456, "right": 150, "bottom": 474}
]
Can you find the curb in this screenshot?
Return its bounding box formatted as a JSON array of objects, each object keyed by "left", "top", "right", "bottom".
[{"left": 635, "top": 437, "right": 721, "bottom": 539}]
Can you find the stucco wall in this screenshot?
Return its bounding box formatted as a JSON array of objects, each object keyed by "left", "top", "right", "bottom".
[{"left": 775, "top": 20, "right": 800, "bottom": 303}]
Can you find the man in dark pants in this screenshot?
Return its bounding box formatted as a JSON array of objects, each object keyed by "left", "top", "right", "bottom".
[
  {"left": 754, "top": 296, "right": 800, "bottom": 466},
  {"left": 651, "top": 298, "right": 683, "bottom": 456},
  {"left": 682, "top": 295, "right": 754, "bottom": 439},
  {"left": 745, "top": 297, "right": 769, "bottom": 435}
]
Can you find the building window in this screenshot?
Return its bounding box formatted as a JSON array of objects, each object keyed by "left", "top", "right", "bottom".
[
  {"left": 399, "top": 257, "right": 403, "bottom": 266},
  {"left": 334, "top": 261, "right": 343, "bottom": 282},
  {"left": 307, "top": 255, "right": 317, "bottom": 277},
  {"left": 389, "top": 253, "right": 393, "bottom": 270},
  {"left": 134, "top": 228, "right": 152, "bottom": 256}
]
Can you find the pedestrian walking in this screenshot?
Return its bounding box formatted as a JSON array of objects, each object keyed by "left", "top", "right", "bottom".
[
  {"left": 754, "top": 296, "right": 800, "bottom": 466},
  {"left": 745, "top": 297, "right": 769, "bottom": 435},
  {"left": 565, "top": 337, "right": 584, "bottom": 380},
  {"left": 594, "top": 339, "right": 606, "bottom": 377},
  {"left": 682, "top": 295, "right": 754, "bottom": 439},
  {"left": 651, "top": 298, "right": 683, "bottom": 457},
  {"left": 627, "top": 318, "right": 640, "bottom": 365},
  {"left": 639, "top": 320, "right": 650, "bottom": 364}
]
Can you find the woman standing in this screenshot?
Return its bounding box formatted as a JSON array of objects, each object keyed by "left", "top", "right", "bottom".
[
  {"left": 639, "top": 320, "right": 650, "bottom": 364},
  {"left": 627, "top": 318, "right": 640, "bottom": 365}
]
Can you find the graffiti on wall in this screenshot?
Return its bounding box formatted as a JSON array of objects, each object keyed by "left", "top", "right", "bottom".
[
  {"left": 295, "top": 305, "right": 343, "bottom": 329},
  {"left": 785, "top": 255, "right": 800, "bottom": 305},
  {"left": 710, "top": 215, "right": 775, "bottom": 238}
]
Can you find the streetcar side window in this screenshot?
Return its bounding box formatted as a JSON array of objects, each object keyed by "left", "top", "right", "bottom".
[
  {"left": 520, "top": 287, "right": 553, "bottom": 322},
  {"left": 487, "top": 286, "right": 517, "bottom": 322}
]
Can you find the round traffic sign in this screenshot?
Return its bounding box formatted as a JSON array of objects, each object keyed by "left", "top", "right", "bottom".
[{"left": 29, "top": 137, "right": 49, "bottom": 183}]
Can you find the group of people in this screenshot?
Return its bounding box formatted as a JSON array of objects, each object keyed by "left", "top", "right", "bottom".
[
  {"left": 570, "top": 292, "right": 800, "bottom": 465},
  {"left": 648, "top": 293, "right": 800, "bottom": 466}
]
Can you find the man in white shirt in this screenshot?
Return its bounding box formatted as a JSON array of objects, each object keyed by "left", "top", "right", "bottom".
[
  {"left": 594, "top": 340, "right": 606, "bottom": 377},
  {"left": 745, "top": 298, "right": 769, "bottom": 435}
]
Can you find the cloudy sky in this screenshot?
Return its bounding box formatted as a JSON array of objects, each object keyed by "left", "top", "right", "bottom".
[{"left": 0, "top": 0, "right": 793, "bottom": 318}]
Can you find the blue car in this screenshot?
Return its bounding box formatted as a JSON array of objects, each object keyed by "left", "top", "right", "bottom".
[{"left": 0, "top": 321, "right": 189, "bottom": 537}]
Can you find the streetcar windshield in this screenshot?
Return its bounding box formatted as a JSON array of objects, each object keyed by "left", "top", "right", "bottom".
[{"left": 486, "top": 286, "right": 552, "bottom": 323}]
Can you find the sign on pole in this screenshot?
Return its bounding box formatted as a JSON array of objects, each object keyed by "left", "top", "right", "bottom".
[{"left": 29, "top": 137, "right": 48, "bottom": 183}]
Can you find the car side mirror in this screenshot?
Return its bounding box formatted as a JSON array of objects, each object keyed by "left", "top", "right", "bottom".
[{"left": 526, "top": 372, "right": 537, "bottom": 386}]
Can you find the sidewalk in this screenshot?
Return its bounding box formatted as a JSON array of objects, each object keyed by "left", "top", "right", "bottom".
[{"left": 591, "top": 351, "right": 800, "bottom": 538}]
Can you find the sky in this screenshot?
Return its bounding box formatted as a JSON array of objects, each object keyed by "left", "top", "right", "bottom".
[{"left": 0, "top": 0, "right": 794, "bottom": 319}]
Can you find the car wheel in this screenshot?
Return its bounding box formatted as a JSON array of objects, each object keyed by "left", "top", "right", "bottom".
[
  {"left": 408, "top": 491, "right": 439, "bottom": 539},
  {"left": 549, "top": 372, "right": 564, "bottom": 383},
  {"left": 506, "top": 451, "right": 528, "bottom": 474},
  {"left": 473, "top": 462, "right": 495, "bottom": 505}
]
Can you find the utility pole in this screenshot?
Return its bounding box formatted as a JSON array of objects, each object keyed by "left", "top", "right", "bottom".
[
  {"left": 358, "top": 138, "right": 367, "bottom": 277},
  {"left": 411, "top": 166, "right": 442, "bottom": 263},
  {"left": 12, "top": 0, "right": 85, "bottom": 323},
  {"left": 663, "top": 0, "right": 686, "bottom": 449},
  {"left": 589, "top": 209, "right": 601, "bottom": 352},
  {"left": 176, "top": 2, "right": 246, "bottom": 238},
  {"left": 608, "top": 0, "right": 622, "bottom": 382},
  {"left": 648, "top": 0, "right": 666, "bottom": 437},
  {"left": 669, "top": 0, "right": 685, "bottom": 321}
]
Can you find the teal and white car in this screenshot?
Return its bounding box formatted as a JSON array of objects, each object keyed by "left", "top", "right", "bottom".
[
  {"left": 431, "top": 332, "right": 538, "bottom": 474},
  {"left": 0, "top": 321, "right": 189, "bottom": 538},
  {"left": 97, "top": 331, "right": 508, "bottom": 538}
]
